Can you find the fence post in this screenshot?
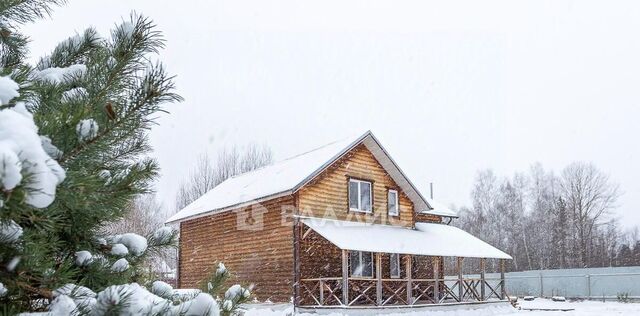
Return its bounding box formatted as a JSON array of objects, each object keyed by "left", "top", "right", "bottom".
[
  {"left": 586, "top": 274, "right": 591, "bottom": 299},
  {"left": 539, "top": 273, "right": 544, "bottom": 298}
]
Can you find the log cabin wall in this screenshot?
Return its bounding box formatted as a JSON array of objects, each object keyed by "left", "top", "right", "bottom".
[
  {"left": 298, "top": 143, "right": 415, "bottom": 227},
  {"left": 299, "top": 228, "right": 436, "bottom": 280},
  {"left": 414, "top": 213, "right": 442, "bottom": 223},
  {"left": 413, "top": 256, "right": 440, "bottom": 279},
  {"left": 178, "top": 195, "right": 295, "bottom": 302},
  {"left": 299, "top": 227, "right": 342, "bottom": 278}
]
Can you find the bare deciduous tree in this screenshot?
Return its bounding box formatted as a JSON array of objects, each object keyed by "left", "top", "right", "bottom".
[
  {"left": 455, "top": 161, "right": 629, "bottom": 272},
  {"left": 175, "top": 144, "right": 273, "bottom": 210},
  {"left": 559, "top": 162, "right": 620, "bottom": 267},
  {"left": 102, "top": 193, "right": 166, "bottom": 236}
]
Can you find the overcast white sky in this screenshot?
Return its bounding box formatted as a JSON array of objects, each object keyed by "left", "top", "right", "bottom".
[{"left": 24, "top": 0, "right": 640, "bottom": 228}]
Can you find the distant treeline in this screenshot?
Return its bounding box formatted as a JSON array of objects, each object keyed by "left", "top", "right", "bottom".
[{"left": 453, "top": 162, "right": 640, "bottom": 272}]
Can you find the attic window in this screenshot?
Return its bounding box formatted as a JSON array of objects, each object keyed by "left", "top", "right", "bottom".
[
  {"left": 388, "top": 189, "right": 399, "bottom": 216},
  {"left": 349, "top": 179, "right": 372, "bottom": 213}
]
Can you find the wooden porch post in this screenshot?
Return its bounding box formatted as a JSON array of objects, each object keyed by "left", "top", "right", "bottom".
[
  {"left": 342, "top": 249, "right": 349, "bottom": 305},
  {"left": 480, "top": 258, "right": 486, "bottom": 301},
  {"left": 376, "top": 253, "right": 382, "bottom": 306},
  {"left": 500, "top": 258, "right": 506, "bottom": 300},
  {"left": 293, "top": 218, "right": 301, "bottom": 306},
  {"left": 457, "top": 257, "right": 464, "bottom": 302},
  {"left": 433, "top": 257, "right": 440, "bottom": 303},
  {"left": 406, "top": 255, "right": 413, "bottom": 305}
]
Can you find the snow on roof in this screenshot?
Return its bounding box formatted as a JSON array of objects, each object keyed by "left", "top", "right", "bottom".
[
  {"left": 423, "top": 198, "right": 458, "bottom": 217},
  {"left": 166, "top": 131, "right": 455, "bottom": 224},
  {"left": 166, "top": 134, "right": 364, "bottom": 223},
  {"left": 301, "top": 218, "right": 512, "bottom": 259}
]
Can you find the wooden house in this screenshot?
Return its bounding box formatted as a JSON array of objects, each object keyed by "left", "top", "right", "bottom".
[{"left": 166, "top": 131, "right": 511, "bottom": 310}]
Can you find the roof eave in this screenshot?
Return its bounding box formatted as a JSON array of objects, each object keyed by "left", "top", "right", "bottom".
[{"left": 164, "top": 190, "right": 294, "bottom": 225}]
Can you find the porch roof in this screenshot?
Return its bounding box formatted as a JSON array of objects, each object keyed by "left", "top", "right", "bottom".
[{"left": 301, "top": 218, "right": 512, "bottom": 260}]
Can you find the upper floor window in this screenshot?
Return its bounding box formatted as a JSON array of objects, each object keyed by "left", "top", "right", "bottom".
[
  {"left": 388, "top": 189, "right": 399, "bottom": 216},
  {"left": 349, "top": 179, "right": 372, "bottom": 213}
]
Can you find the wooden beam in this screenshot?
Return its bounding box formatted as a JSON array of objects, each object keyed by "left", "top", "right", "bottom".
[
  {"left": 433, "top": 257, "right": 440, "bottom": 303},
  {"left": 500, "top": 259, "right": 506, "bottom": 300},
  {"left": 376, "top": 253, "right": 382, "bottom": 305},
  {"left": 480, "top": 258, "right": 486, "bottom": 301},
  {"left": 342, "top": 249, "right": 349, "bottom": 305},
  {"left": 293, "top": 217, "right": 301, "bottom": 306},
  {"left": 406, "top": 255, "right": 413, "bottom": 305},
  {"left": 457, "top": 257, "right": 464, "bottom": 302}
]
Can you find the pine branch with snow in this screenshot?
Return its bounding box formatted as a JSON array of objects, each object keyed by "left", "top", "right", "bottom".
[
  {"left": 199, "top": 262, "right": 253, "bottom": 316},
  {"left": 0, "top": 1, "right": 188, "bottom": 313}
]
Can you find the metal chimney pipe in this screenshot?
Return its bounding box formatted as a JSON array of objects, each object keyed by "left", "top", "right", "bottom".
[{"left": 430, "top": 182, "right": 433, "bottom": 199}]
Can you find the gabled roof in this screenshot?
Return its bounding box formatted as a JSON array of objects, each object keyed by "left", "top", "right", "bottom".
[{"left": 166, "top": 131, "right": 456, "bottom": 224}]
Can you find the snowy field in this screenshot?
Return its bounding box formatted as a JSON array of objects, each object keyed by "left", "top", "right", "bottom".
[{"left": 243, "top": 299, "right": 640, "bottom": 315}]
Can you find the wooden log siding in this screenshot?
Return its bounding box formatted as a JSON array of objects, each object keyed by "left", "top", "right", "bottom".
[
  {"left": 414, "top": 212, "right": 443, "bottom": 223},
  {"left": 178, "top": 195, "right": 295, "bottom": 302},
  {"left": 298, "top": 144, "right": 415, "bottom": 227}
]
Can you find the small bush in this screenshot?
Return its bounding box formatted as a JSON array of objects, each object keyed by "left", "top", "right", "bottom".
[{"left": 617, "top": 292, "right": 630, "bottom": 303}]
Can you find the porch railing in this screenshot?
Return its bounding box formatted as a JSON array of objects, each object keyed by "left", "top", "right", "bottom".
[{"left": 300, "top": 276, "right": 505, "bottom": 307}]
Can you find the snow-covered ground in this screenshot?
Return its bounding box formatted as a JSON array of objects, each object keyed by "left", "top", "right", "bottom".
[{"left": 242, "top": 299, "right": 640, "bottom": 315}]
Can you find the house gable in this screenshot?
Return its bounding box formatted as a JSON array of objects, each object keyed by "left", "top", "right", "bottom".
[
  {"left": 167, "top": 130, "right": 448, "bottom": 225},
  {"left": 297, "top": 143, "right": 419, "bottom": 227}
]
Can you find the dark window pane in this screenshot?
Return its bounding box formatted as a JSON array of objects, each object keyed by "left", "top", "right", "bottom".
[
  {"left": 362, "top": 252, "right": 373, "bottom": 277},
  {"left": 360, "top": 182, "right": 372, "bottom": 212},
  {"left": 350, "top": 251, "right": 360, "bottom": 276},
  {"left": 349, "top": 181, "right": 359, "bottom": 210}
]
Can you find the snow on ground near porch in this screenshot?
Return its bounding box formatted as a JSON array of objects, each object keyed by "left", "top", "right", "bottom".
[{"left": 242, "top": 299, "right": 640, "bottom": 315}]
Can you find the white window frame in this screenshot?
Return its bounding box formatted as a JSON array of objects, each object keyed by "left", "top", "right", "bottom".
[
  {"left": 348, "top": 179, "right": 373, "bottom": 213},
  {"left": 388, "top": 189, "right": 399, "bottom": 216},
  {"left": 350, "top": 251, "right": 374, "bottom": 278},
  {"left": 390, "top": 253, "right": 401, "bottom": 278}
]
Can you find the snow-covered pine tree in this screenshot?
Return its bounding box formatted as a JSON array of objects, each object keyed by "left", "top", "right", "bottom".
[{"left": 0, "top": 1, "right": 251, "bottom": 314}]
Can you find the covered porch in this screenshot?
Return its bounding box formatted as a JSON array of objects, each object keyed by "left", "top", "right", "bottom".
[{"left": 294, "top": 218, "right": 512, "bottom": 308}]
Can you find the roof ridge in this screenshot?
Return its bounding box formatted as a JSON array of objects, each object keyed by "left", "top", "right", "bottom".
[{"left": 224, "top": 134, "right": 362, "bottom": 181}]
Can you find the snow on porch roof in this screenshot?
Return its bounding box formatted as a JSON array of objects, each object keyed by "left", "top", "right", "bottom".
[
  {"left": 301, "top": 218, "right": 512, "bottom": 259},
  {"left": 166, "top": 130, "right": 454, "bottom": 224}
]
